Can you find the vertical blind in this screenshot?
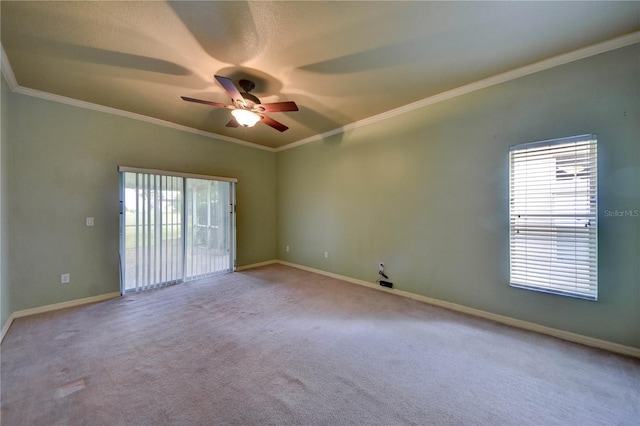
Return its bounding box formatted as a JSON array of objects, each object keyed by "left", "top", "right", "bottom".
[
  {"left": 119, "top": 167, "right": 236, "bottom": 293},
  {"left": 509, "top": 134, "right": 598, "bottom": 300}
]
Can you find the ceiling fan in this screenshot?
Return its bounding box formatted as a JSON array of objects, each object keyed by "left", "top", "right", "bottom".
[{"left": 181, "top": 75, "right": 298, "bottom": 132}]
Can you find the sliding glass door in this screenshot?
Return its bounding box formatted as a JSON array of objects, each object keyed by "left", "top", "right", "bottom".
[
  {"left": 185, "top": 179, "right": 232, "bottom": 280},
  {"left": 119, "top": 167, "right": 236, "bottom": 293}
]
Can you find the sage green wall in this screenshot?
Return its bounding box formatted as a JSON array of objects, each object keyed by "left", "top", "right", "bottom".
[
  {"left": 8, "top": 93, "right": 276, "bottom": 312},
  {"left": 1, "top": 75, "right": 11, "bottom": 330},
  {"left": 277, "top": 45, "right": 640, "bottom": 348}
]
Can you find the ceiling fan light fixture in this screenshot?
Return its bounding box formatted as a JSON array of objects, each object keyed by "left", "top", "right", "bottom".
[
  {"left": 231, "top": 109, "right": 261, "bottom": 127},
  {"left": 182, "top": 75, "right": 296, "bottom": 132}
]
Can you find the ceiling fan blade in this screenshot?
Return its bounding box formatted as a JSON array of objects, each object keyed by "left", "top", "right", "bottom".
[
  {"left": 214, "top": 75, "right": 244, "bottom": 103},
  {"left": 181, "top": 96, "right": 233, "bottom": 109},
  {"left": 257, "top": 101, "right": 299, "bottom": 113},
  {"left": 260, "top": 115, "right": 289, "bottom": 132},
  {"left": 226, "top": 117, "right": 239, "bottom": 128}
]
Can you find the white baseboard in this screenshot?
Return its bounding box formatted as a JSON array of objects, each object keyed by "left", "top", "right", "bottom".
[
  {"left": 1, "top": 315, "right": 14, "bottom": 344},
  {"left": 275, "top": 260, "right": 640, "bottom": 359},
  {"left": 235, "top": 260, "right": 278, "bottom": 271},
  {"left": 0, "top": 262, "right": 281, "bottom": 342},
  {"left": 3, "top": 262, "right": 638, "bottom": 359},
  {"left": 1, "top": 292, "right": 121, "bottom": 343}
]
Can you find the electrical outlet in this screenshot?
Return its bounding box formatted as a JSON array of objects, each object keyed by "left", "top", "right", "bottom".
[
  {"left": 61, "top": 273, "right": 70, "bottom": 284},
  {"left": 324, "top": 251, "right": 329, "bottom": 258},
  {"left": 286, "top": 245, "right": 290, "bottom": 252},
  {"left": 379, "top": 262, "right": 385, "bottom": 272},
  {"left": 86, "top": 217, "right": 94, "bottom": 227}
]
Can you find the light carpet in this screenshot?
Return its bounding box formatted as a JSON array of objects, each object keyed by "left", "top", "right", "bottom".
[{"left": 1, "top": 264, "right": 639, "bottom": 425}]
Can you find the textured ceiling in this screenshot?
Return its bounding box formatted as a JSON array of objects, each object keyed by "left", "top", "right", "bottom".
[{"left": 2, "top": 1, "right": 639, "bottom": 149}]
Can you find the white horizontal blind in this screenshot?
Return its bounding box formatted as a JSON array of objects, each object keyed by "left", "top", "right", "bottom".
[{"left": 509, "top": 135, "right": 598, "bottom": 300}]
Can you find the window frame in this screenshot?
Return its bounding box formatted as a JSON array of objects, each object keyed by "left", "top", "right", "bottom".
[{"left": 509, "top": 134, "right": 598, "bottom": 301}]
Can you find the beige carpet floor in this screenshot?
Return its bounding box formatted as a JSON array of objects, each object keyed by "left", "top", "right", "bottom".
[{"left": 1, "top": 264, "right": 639, "bottom": 425}]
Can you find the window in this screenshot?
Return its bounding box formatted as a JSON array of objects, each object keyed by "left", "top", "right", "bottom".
[{"left": 509, "top": 135, "right": 598, "bottom": 300}]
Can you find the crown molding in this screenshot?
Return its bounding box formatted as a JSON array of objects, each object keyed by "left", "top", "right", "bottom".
[
  {"left": 4, "top": 31, "right": 639, "bottom": 154},
  {"left": 1, "top": 44, "right": 19, "bottom": 90},
  {"left": 275, "top": 31, "right": 640, "bottom": 152},
  {"left": 1, "top": 43, "right": 275, "bottom": 153},
  {"left": 13, "top": 85, "right": 276, "bottom": 151}
]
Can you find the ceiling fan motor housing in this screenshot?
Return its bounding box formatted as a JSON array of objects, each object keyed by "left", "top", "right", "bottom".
[
  {"left": 238, "top": 79, "right": 256, "bottom": 93},
  {"left": 182, "top": 74, "right": 297, "bottom": 132},
  {"left": 237, "top": 79, "right": 261, "bottom": 109},
  {"left": 241, "top": 92, "right": 261, "bottom": 105}
]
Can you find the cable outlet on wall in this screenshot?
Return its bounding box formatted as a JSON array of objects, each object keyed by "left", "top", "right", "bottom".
[{"left": 61, "top": 273, "right": 70, "bottom": 284}]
